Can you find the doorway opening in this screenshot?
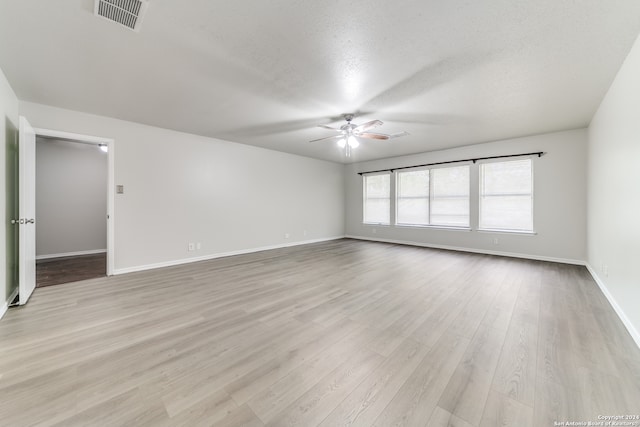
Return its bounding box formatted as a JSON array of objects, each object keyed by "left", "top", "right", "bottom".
[{"left": 33, "top": 128, "right": 114, "bottom": 287}]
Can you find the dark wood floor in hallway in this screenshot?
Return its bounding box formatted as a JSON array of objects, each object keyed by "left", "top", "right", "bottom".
[
  {"left": 36, "top": 253, "right": 106, "bottom": 287},
  {"left": 1, "top": 239, "right": 639, "bottom": 426}
]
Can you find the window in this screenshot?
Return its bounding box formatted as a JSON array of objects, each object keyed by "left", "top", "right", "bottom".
[
  {"left": 396, "top": 165, "right": 470, "bottom": 227},
  {"left": 479, "top": 159, "right": 533, "bottom": 232},
  {"left": 363, "top": 173, "right": 390, "bottom": 224},
  {"left": 431, "top": 166, "right": 470, "bottom": 227},
  {"left": 396, "top": 170, "right": 429, "bottom": 225}
]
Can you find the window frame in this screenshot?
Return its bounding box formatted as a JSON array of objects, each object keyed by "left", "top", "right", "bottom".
[
  {"left": 478, "top": 158, "right": 535, "bottom": 233},
  {"left": 395, "top": 164, "right": 471, "bottom": 229},
  {"left": 362, "top": 172, "right": 391, "bottom": 225},
  {"left": 395, "top": 167, "right": 430, "bottom": 227}
]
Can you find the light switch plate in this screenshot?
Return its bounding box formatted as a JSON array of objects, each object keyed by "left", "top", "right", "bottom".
[{"left": 116, "top": 185, "right": 124, "bottom": 194}]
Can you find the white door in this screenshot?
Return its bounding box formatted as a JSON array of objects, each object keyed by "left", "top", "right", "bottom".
[{"left": 18, "top": 116, "right": 36, "bottom": 305}]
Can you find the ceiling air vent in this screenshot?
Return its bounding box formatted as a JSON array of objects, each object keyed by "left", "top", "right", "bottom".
[{"left": 94, "top": 0, "right": 149, "bottom": 32}]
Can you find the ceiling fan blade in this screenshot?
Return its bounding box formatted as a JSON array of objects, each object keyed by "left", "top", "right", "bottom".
[
  {"left": 358, "top": 132, "right": 390, "bottom": 140},
  {"left": 388, "top": 131, "right": 410, "bottom": 139},
  {"left": 354, "top": 120, "right": 383, "bottom": 133},
  {"left": 317, "top": 124, "right": 342, "bottom": 131},
  {"left": 309, "top": 135, "right": 344, "bottom": 143}
]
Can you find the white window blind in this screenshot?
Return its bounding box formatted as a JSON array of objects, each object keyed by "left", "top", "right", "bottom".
[
  {"left": 363, "top": 174, "right": 390, "bottom": 224},
  {"left": 480, "top": 159, "right": 533, "bottom": 231},
  {"left": 396, "top": 165, "right": 469, "bottom": 227},
  {"left": 431, "top": 166, "right": 470, "bottom": 227},
  {"left": 397, "top": 170, "right": 429, "bottom": 225}
]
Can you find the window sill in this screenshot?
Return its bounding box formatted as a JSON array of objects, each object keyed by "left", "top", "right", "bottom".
[
  {"left": 477, "top": 228, "right": 537, "bottom": 235},
  {"left": 363, "top": 222, "right": 391, "bottom": 226},
  {"left": 395, "top": 224, "right": 471, "bottom": 232}
]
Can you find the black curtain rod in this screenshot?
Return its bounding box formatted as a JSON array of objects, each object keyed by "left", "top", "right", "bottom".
[{"left": 357, "top": 151, "right": 545, "bottom": 175}]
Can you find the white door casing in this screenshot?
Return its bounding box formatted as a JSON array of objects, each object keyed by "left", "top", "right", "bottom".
[
  {"left": 18, "top": 116, "right": 37, "bottom": 305},
  {"left": 32, "top": 128, "right": 115, "bottom": 276}
]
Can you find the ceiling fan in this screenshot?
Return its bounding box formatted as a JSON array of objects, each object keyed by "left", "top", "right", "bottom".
[{"left": 310, "top": 114, "right": 409, "bottom": 157}]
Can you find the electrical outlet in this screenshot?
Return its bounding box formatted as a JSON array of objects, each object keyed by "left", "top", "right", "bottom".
[
  {"left": 188, "top": 243, "right": 195, "bottom": 251},
  {"left": 284, "top": 233, "right": 290, "bottom": 239},
  {"left": 196, "top": 242, "right": 201, "bottom": 250},
  {"left": 493, "top": 238, "right": 499, "bottom": 245},
  {"left": 372, "top": 228, "right": 377, "bottom": 234},
  {"left": 603, "top": 264, "right": 609, "bottom": 277},
  {"left": 303, "top": 230, "right": 307, "bottom": 237}
]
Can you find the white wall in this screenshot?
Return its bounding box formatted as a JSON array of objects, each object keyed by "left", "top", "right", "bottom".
[
  {"left": 345, "top": 129, "right": 587, "bottom": 263},
  {"left": 20, "top": 102, "right": 345, "bottom": 273},
  {"left": 588, "top": 34, "right": 640, "bottom": 345},
  {"left": 1, "top": 67, "right": 19, "bottom": 315},
  {"left": 36, "top": 138, "right": 107, "bottom": 257}
]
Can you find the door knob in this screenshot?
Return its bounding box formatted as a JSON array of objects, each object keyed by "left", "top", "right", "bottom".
[{"left": 9, "top": 219, "right": 34, "bottom": 224}]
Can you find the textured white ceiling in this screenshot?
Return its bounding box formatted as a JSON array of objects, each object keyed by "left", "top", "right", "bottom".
[{"left": 1, "top": 1, "right": 640, "bottom": 163}]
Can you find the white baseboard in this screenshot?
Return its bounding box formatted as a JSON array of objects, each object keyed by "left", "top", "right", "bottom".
[
  {"left": 0, "top": 286, "right": 20, "bottom": 320},
  {"left": 344, "top": 235, "right": 585, "bottom": 265},
  {"left": 36, "top": 249, "right": 107, "bottom": 260},
  {"left": 112, "top": 236, "right": 345, "bottom": 275},
  {"left": 586, "top": 264, "right": 640, "bottom": 350}
]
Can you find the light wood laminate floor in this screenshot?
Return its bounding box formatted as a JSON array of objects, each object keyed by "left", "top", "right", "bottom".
[{"left": 1, "top": 239, "right": 639, "bottom": 426}]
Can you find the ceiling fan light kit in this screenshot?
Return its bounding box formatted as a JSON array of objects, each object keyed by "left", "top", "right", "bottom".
[{"left": 309, "top": 114, "right": 409, "bottom": 157}]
